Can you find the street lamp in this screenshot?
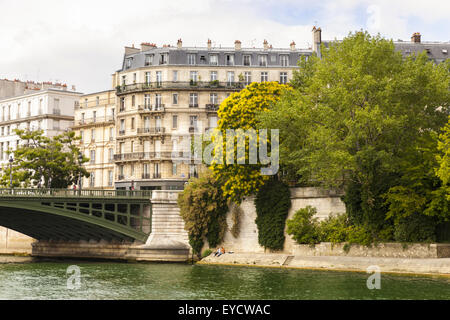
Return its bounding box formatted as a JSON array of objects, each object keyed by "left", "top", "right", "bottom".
[
  {"left": 78, "top": 154, "right": 83, "bottom": 196},
  {"left": 9, "top": 156, "right": 13, "bottom": 189}
]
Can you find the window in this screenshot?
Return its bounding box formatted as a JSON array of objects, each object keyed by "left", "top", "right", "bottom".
[
  {"left": 145, "top": 54, "right": 153, "bottom": 66},
  {"left": 210, "top": 71, "right": 217, "bottom": 81},
  {"left": 80, "top": 130, "right": 84, "bottom": 142},
  {"left": 209, "top": 54, "right": 218, "bottom": 65},
  {"left": 209, "top": 116, "right": 218, "bottom": 128},
  {"left": 172, "top": 115, "right": 178, "bottom": 129},
  {"left": 200, "top": 55, "right": 207, "bottom": 63},
  {"left": 109, "top": 148, "right": 114, "bottom": 162},
  {"left": 226, "top": 54, "right": 234, "bottom": 65},
  {"left": 111, "top": 108, "right": 115, "bottom": 118},
  {"left": 145, "top": 72, "right": 151, "bottom": 84},
  {"left": 280, "top": 55, "right": 289, "bottom": 67},
  {"left": 155, "top": 94, "right": 162, "bottom": 108},
  {"left": 210, "top": 93, "right": 218, "bottom": 104},
  {"left": 243, "top": 55, "right": 251, "bottom": 66},
  {"left": 189, "top": 93, "right": 198, "bottom": 107},
  {"left": 125, "top": 58, "right": 132, "bottom": 69},
  {"left": 159, "top": 53, "right": 168, "bottom": 65},
  {"left": 91, "top": 129, "right": 95, "bottom": 142},
  {"left": 108, "top": 170, "right": 113, "bottom": 186},
  {"left": 244, "top": 71, "right": 252, "bottom": 85},
  {"left": 187, "top": 53, "right": 196, "bottom": 65},
  {"left": 132, "top": 95, "right": 135, "bottom": 107},
  {"left": 96, "top": 96, "right": 99, "bottom": 106},
  {"left": 270, "top": 55, "right": 276, "bottom": 63},
  {"left": 261, "top": 72, "right": 268, "bottom": 82},
  {"left": 144, "top": 116, "right": 150, "bottom": 130},
  {"left": 156, "top": 71, "right": 162, "bottom": 85},
  {"left": 109, "top": 127, "right": 114, "bottom": 140},
  {"left": 93, "top": 111, "right": 97, "bottom": 122},
  {"left": 121, "top": 75, "right": 126, "bottom": 85},
  {"left": 190, "top": 115, "right": 198, "bottom": 128},
  {"left": 227, "top": 71, "right": 235, "bottom": 85},
  {"left": 172, "top": 163, "right": 177, "bottom": 176},
  {"left": 120, "top": 97, "right": 125, "bottom": 112},
  {"left": 144, "top": 94, "right": 151, "bottom": 108},
  {"left": 258, "top": 55, "right": 268, "bottom": 66},
  {"left": 280, "top": 72, "right": 288, "bottom": 84},
  {"left": 155, "top": 116, "right": 162, "bottom": 130},
  {"left": 131, "top": 164, "right": 135, "bottom": 176},
  {"left": 131, "top": 141, "right": 134, "bottom": 153},
  {"left": 90, "top": 150, "right": 96, "bottom": 164},
  {"left": 190, "top": 71, "right": 198, "bottom": 82},
  {"left": 89, "top": 172, "right": 95, "bottom": 187},
  {"left": 172, "top": 93, "right": 178, "bottom": 105},
  {"left": 120, "top": 119, "right": 125, "bottom": 131},
  {"left": 131, "top": 117, "right": 135, "bottom": 130},
  {"left": 173, "top": 70, "right": 178, "bottom": 82}
]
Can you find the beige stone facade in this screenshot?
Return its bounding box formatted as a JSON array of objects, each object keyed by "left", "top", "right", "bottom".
[{"left": 72, "top": 90, "right": 116, "bottom": 189}]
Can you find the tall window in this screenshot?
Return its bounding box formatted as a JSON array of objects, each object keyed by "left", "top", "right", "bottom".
[
  {"left": 145, "top": 72, "right": 151, "bottom": 84},
  {"left": 109, "top": 127, "right": 114, "bottom": 140},
  {"left": 121, "top": 75, "right": 126, "bottom": 85},
  {"left": 93, "top": 111, "right": 97, "bottom": 122},
  {"left": 159, "top": 53, "right": 168, "bottom": 65},
  {"left": 190, "top": 115, "right": 198, "bottom": 128},
  {"left": 280, "top": 55, "right": 289, "bottom": 67},
  {"left": 144, "top": 94, "right": 151, "bottom": 108},
  {"left": 90, "top": 150, "right": 96, "bottom": 164},
  {"left": 210, "top": 93, "right": 218, "bottom": 104},
  {"left": 120, "top": 97, "right": 125, "bottom": 112},
  {"left": 190, "top": 71, "right": 198, "bottom": 83},
  {"left": 90, "top": 172, "right": 95, "bottom": 187},
  {"left": 172, "top": 163, "right": 177, "bottom": 176},
  {"left": 172, "top": 93, "right": 178, "bottom": 105},
  {"left": 189, "top": 93, "right": 198, "bottom": 107},
  {"left": 132, "top": 95, "right": 135, "bottom": 107},
  {"left": 155, "top": 94, "right": 162, "bottom": 108},
  {"left": 227, "top": 71, "right": 235, "bottom": 85},
  {"left": 244, "top": 72, "right": 252, "bottom": 85},
  {"left": 261, "top": 72, "right": 268, "bottom": 82},
  {"left": 172, "top": 115, "right": 178, "bottom": 129},
  {"left": 243, "top": 55, "right": 251, "bottom": 66},
  {"left": 173, "top": 70, "right": 178, "bottom": 82},
  {"left": 125, "top": 58, "right": 132, "bottom": 69},
  {"left": 96, "top": 96, "right": 99, "bottom": 106},
  {"left": 280, "top": 72, "right": 288, "bottom": 84},
  {"left": 91, "top": 129, "right": 95, "bottom": 142},
  {"left": 109, "top": 148, "right": 114, "bottom": 162},
  {"left": 210, "top": 71, "right": 217, "bottom": 82},
  {"left": 156, "top": 71, "right": 162, "bottom": 86},
  {"left": 258, "top": 55, "right": 268, "bottom": 66},
  {"left": 131, "top": 117, "right": 135, "bottom": 130},
  {"left": 187, "top": 53, "right": 196, "bottom": 65},
  {"left": 120, "top": 119, "right": 125, "bottom": 132},
  {"left": 108, "top": 170, "right": 113, "bottom": 186}
]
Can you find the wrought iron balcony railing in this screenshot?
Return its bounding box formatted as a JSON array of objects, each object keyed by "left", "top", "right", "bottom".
[
  {"left": 116, "top": 81, "right": 244, "bottom": 94},
  {"left": 137, "top": 127, "right": 166, "bottom": 135},
  {"left": 205, "top": 104, "right": 219, "bottom": 111}
]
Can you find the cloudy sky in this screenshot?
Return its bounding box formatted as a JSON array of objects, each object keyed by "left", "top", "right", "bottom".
[{"left": 0, "top": 0, "right": 449, "bottom": 93}]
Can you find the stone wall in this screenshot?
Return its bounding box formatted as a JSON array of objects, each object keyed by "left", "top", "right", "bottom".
[
  {"left": 0, "top": 227, "right": 34, "bottom": 255},
  {"left": 207, "top": 187, "right": 346, "bottom": 254}
]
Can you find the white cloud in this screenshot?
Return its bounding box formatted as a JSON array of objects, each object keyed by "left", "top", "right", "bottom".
[{"left": 0, "top": 0, "right": 448, "bottom": 93}]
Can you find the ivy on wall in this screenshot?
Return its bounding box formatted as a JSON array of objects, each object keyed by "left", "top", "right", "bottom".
[{"left": 254, "top": 179, "right": 291, "bottom": 250}]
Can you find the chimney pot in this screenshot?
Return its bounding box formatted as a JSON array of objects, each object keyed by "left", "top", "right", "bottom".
[
  {"left": 290, "top": 41, "right": 296, "bottom": 50},
  {"left": 411, "top": 32, "right": 421, "bottom": 43},
  {"left": 177, "top": 38, "right": 182, "bottom": 49},
  {"left": 235, "top": 40, "right": 241, "bottom": 51},
  {"left": 263, "top": 39, "right": 269, "bottom": 50}
]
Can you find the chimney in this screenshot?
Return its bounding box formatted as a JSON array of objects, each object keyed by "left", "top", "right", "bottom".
[
  {"left": 312, "top": 26, "right": 322, "bottom": 55},
  {"left": 207, "top": 39, "right": 212, "bottom": 50},
  {"left": 141, "top": 42, "right": 154, "bottom": 52},
  {"left": 124, "top": 45, "right": 140, "bottom": 56},
  {"left": 235, "top": 40, "right": 241, "bottom": 51},
  {"left": 71, "top": 85, "right": 76, "bottom": 91},
  {"left": 177, "top": 38, "right": 182, "bottom": 49},
  {"left": 290, "top": 41, "right": 296, "bottom": 51},
  {"left": 411, "top": 32, "right": 421, "bottom": 43},
  {"left": 263, "top": 39, "right": 269, "bottom": 50}
]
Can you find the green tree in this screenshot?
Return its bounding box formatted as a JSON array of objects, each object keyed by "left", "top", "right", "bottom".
[
  {"left": 211, "top": 81, "right": 291, "bottom": 204},
  {"left": 177, "top": 170, "right": 229, "bottom": 257},
  {"left": 258, "top": 31, "right": 450, "bottom": 236},
  {"left": 1, "top": 129, "right": 89, "bottom": 188}
]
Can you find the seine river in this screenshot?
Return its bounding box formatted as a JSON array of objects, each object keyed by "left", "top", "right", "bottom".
[{"left": 0, "top": 257, "right": 449, "bottom": 300}]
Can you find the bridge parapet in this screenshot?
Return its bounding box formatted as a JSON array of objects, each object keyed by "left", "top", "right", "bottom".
[{"left": 0, "top": 188, "right": 152, "bottom": 199}]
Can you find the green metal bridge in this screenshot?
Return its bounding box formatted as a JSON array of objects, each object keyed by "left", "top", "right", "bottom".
[{"left": 0, "top": 189, "right": 153, "bottom": 243}]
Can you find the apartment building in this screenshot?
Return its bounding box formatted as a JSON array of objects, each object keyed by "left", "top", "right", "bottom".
[
  {"left": 72, "top": 90, "right": 116, "bottom": 189},
  {"left": 0, "top": 79, "right": 76, "bottom": 99},
  {"left": 111, "top": 39, "right": 311, "bottom": 190},
  {"left": 0, "top": 88, "right": 82, "bottom": 172}
]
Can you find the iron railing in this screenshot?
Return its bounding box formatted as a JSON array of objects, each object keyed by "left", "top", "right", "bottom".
[
  {"left": 116, "top": 81, "right": 244, "bottom": 94},
  {"left": 0, "top": 188, "right": 152, "bottom": 198}
]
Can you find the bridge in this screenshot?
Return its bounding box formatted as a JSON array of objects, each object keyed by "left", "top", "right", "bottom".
[{"left": 0, "top": 189, "right": 153, "bottom": 243}]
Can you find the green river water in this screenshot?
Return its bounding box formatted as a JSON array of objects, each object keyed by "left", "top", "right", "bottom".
[{"left": 0, "top": 257, "right": 449, "bottom": 300}]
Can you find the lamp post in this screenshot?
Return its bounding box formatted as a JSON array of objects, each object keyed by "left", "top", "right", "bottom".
[
  {"left": 78, "top": 154, "right": 83, "bottom": 196},
  {"left": 9, "top": 156, "right": 13, "bottom": 189}
]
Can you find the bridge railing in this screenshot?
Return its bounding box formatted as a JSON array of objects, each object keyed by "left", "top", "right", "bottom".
[{"left": 0, "top": 188, "right": 152, "bottom": 198}]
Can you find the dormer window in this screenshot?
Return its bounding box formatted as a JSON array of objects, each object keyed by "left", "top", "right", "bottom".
[
  {"left": 243, "top": 55, "right": 251, "bottom": 66},
  {"left": 200, "top": 55, "right": 207, "bottom": 64},
  {"left": 280, "top": 55, "right": 289, "bottom": 66},
  {"left": 188, "top": 53, "right": 196, "bottom": 65},
  {"left": 226, "top": 54, "right": 234, "bottom": 66},
  {"left": 159, "top": 53, "right": 168, "bottom": 65},
  {"left": 258, "top": 55, "right": 267, "bottom": 66},
  {"left": 210, "top": 55, "right": 218, "bottom": 65},
  {"left": 442, "top": 49, "right": 448, "bottom": 54},
  {"left": 125, "top": 58, "right": 133, "bottom": 69},
  {"left": 145, "top": 54, "right": 154, "bottom": 66}
]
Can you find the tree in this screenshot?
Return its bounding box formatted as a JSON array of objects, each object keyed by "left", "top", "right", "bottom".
[
  {"left": 0, "top": 129, "right": 90, "bottom": 188},
  {"left": 177, "top": 170, "right": 229, "bottom": 257},
  {"left": 258, "top": 31, "right": 450, "bottom": 236},
  {"left": 211, "top": 81, "right": 291, "bottom": 204}
]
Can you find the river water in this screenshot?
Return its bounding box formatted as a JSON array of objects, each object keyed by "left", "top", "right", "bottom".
[{"left": 0, "top": 257, "right": 449, "bottom": 300}]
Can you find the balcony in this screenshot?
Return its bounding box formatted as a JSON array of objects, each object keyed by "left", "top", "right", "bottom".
[
  {"left": 138, "top": 104, "right": 165, "bottom": 113},
  {"left": 142, "top": 173, "right": 150, "bottom": 179},
  {"left": 137, "top": 127, "right": 166, "bottom": 135},
  {"left": 116, "top": 81, "right": 244, "bottom": 95},
  {"left": 75, "top": 116, "right": 114, "bottom": 126},
  {"left": 153, "top": 173, "right": 161, "bottom": 179},
  {"left": 205, "top": 104, "right": 219, "bottom": 112},
  {"left": 114, "top": 151, "right": 187, "bottom": 162}
]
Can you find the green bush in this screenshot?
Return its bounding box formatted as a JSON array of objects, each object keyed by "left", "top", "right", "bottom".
[
  {"left": 178, "top": 171, "right": 229, "bottom": 257},
  {"left": 394, "top": 213, "right": 438, "bottom": 242},
  {"left": 254, "top": 179, "right": 291, "bottom": 250},
  {"left": 286, "top": 206, "right": 321, "bottom": 245},
  {"left": 318, "top": 214, "right": 349, "bottom": 243}
]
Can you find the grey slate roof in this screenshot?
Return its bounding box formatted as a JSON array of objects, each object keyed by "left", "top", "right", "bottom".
[{"left": 120, "top": 47, "right": 312, "bottom": 72}]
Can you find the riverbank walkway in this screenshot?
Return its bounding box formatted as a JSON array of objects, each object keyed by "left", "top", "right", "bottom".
[{"left": 199, "top": 253, "right": 450, "bottom": 276}]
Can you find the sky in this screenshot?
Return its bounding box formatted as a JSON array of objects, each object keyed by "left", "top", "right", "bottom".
[{"left": 0, "top": 0, "right": 449, "bottom": 93}]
